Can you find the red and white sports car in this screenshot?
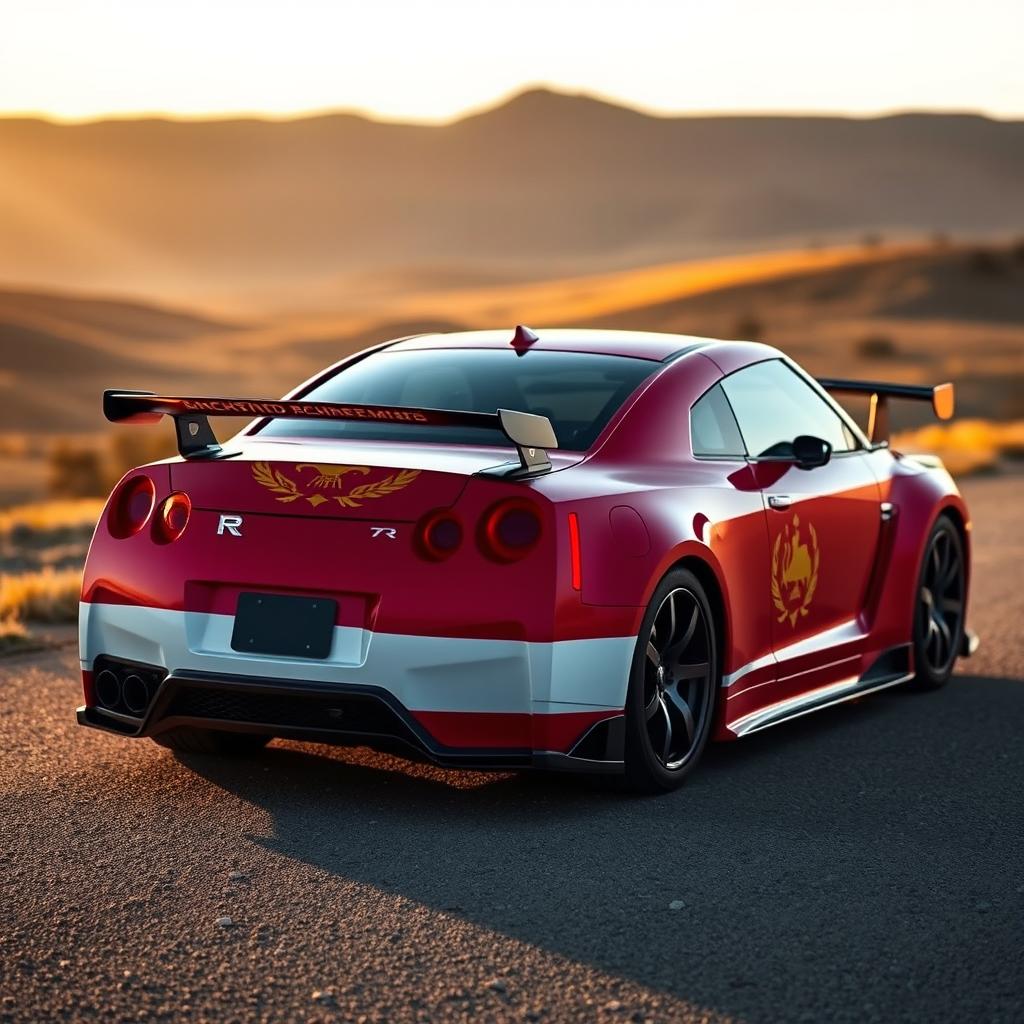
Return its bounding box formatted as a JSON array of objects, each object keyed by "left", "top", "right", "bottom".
[{"left": 78, "top": 327, "right": 977, "bottom": 791}]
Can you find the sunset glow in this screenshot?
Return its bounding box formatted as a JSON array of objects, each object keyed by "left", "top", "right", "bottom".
[{"left": 2, "top": 0, "right": 1022, "bottom": 122}]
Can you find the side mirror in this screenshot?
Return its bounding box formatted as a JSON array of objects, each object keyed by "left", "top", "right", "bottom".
[{"left": 792, "top": 434, "right": 832, "bottom": 470}]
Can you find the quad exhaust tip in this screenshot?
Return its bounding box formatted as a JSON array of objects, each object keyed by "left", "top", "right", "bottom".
[{"left": 93, "top": 659, "right": 164, "bottom": 719}]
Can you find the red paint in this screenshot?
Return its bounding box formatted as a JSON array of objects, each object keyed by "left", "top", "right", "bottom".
[
  {"left": 410, "top": 708, "right": 618, "bottom": 753},
  {"left": 411, "top": 710, "right": 532, "bottom": 749},
  {"left": 82, "top": 669, "right": 95, "bottom": 706}
]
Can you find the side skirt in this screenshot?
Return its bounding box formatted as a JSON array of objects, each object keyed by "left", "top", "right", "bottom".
[{"left": 729, "top": 644, "right": 912, "bottom": 738}]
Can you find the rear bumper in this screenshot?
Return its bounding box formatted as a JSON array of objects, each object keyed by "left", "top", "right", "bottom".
[{"left": 78, "top": 601, "right": 633, "bottom": 771}]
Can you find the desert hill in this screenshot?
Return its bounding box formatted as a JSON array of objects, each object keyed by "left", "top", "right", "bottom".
[
  {"left": 1, "top": 242, "right": 1022, "bottom": 445},
  {"left": 1, "top": 89, "right": 1022, "bottom": 309}
]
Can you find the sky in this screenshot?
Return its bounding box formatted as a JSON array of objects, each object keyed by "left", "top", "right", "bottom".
[{"left": 1, "top": 0, "right": 1022, "bottom": 122}]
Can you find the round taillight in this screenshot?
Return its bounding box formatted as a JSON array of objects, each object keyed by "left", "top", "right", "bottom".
[
  {"left": 109, "top": 475, "right": 156, "bottom": 538},
  {"left": 156, "top": 492, "right": 191, "bottom": 543},
  {"left": 417, "top": 511, "right": 463, "bottom": 561},
  {"left": 482, "top": 500, "right": 542, "bottom": 562}
]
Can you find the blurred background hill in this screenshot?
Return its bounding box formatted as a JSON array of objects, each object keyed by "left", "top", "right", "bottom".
[{"left": 2, "top": 89, "right": 1023, "bottom": 309}]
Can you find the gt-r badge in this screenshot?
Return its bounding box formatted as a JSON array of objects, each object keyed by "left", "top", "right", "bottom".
[
  {"left": 251, "top": 461, "right": 420, "bottom": 509},
  {"left": 771, "top": 513, "right": 820, "bottom": 626},
  {"left": 217, "top": 514, "right": 243, "bottom": 537}
]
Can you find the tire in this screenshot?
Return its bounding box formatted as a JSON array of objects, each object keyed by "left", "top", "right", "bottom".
[
  {"left": 151, "top": 727, "right": 271, "bottom": 755},
  {"left": 623, "top": 568, "right": 718, "bottom": 793},
  {"left": 909, "top": 515, "right": 966, "bottom": 690}
]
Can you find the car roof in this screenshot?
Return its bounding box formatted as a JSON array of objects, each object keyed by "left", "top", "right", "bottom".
[{"left": 387, "top": 328, "right": 725, "bottom": 363}]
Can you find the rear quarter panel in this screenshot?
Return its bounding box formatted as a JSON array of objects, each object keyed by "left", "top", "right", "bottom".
[
  {"left": 534, "top": 351, "right": 775, "bottom": 687},
  {"left": 869, "top": 451, "right": 971, "bottom": 652}
]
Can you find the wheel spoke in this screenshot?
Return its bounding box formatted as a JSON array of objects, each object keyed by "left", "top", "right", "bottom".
[
  {"left": 665, "top": 604, "right": 699, "bottom": 664},
  {"left": 646, "top": 641, "right": 661, "bottom": 667},
  {"left": 940, "top": 536, "right": 953, "bottom": 584},
  {"left": 675, "top": 661, "right": 710, "bottom": 681},
  {"left": 941, "top": 597, "right": 962, "bottom": 614},
  {"left": 940, "top": 559, "right": 960, "bottom": 594},
  {"left": 644, "top": 687, "right": 660, "bottom": 720},
  {"left": 934, "top": 612, "right": 951, "bottom": 662},
  {"left": 664, "top": 593, "right": 677, "bottom": 648},
  {"left": 665, "top": 684, "right": 695, "bottom": 745},
  {"left": 659, "top": 698, "right": 673, "bottom": 762}
]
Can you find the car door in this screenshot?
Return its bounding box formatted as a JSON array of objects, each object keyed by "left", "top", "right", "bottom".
[{"left": 720, "top": 359, "right": 883, "bottom": 695}]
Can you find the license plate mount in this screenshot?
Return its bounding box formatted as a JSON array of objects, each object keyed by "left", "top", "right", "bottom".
[{"left": 230, "top": 592, "right": 337, "bottom": 659}]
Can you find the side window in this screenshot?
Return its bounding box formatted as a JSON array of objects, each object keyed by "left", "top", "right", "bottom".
[
  {"left": 720, "top": 360, "right": 857, "bottom": 458},
  {"left": 691, "top": 384, "right": 746, "bottom": 458}
]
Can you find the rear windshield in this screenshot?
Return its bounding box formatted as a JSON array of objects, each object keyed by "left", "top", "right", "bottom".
[{"left": 259, "top": 349, "right": 657, "bottom": 451}]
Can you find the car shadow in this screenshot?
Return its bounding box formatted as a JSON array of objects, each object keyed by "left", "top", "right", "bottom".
[{"left": 180, "top": 674, "right": 1024, "bottom": 1022}]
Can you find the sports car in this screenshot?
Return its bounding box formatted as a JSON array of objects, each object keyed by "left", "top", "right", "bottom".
[{"left": 77, "top": 327, "right": 977, "bottom": 791}]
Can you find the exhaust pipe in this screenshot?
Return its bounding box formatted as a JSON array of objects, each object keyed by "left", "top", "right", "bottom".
[
  {"left": 95, "top": 669, "right": 122, "bottom": 709},
  {"left": 121, "top": 674, "right": 151, "bottom": 716}
]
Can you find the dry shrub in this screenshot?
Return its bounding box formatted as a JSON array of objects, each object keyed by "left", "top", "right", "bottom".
[
  {"left": 733, "top": 314, "right": 764, "bottom": 341},
  {"left": 0, "top": 567, "right": 82, "bottom": 623},
  {"left": 0, "top": 616, "right": 39, "bottom": 655},
  {"left": 0, "top": 499, "right": 104, "bottom": 539},
  {"left": 47, "top": 441, "right": 106, "bottom": 497},
  {"left": 46, "top": 431, "right": 176, "bottom": 499},
  {"left": 967, "top": 248, "right": 1007, "bottom": 277},
  {"left": 892, "top": 419, "right": 1024, "bottom": 476},
  {"left": 856, "top": 334, "right": 897, "bottom": 358}
]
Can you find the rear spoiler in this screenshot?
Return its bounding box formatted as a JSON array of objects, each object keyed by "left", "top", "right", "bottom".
[
  {"left": 816, "top": 379, "right": 955, "bottom": 444},
  {"left": 102, "top": 390, "right": 559, "bottom": 478}
]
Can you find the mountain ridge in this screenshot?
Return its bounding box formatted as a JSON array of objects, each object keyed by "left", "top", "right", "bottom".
[
  {"left": 4, "top": 86, "right": 1020, "bottom": 128},
  {"left": 2, "top": 87, "right": 1022, "bottom": 309}
]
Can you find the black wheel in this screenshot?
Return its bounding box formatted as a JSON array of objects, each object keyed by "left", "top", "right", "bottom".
[
  {"left": 910, "top": 516, "right": 965, "bottom": 689},
  {"left": 151, "top": 728, "right": 271, "bottom": 755},
  {"left": 624, "top": 569, "right": 717, "bottom": 793}
]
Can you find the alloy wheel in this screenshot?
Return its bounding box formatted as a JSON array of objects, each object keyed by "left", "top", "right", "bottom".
[
  {"left": 918, "top": 526, "right": 964, "bottom": 676},
  {"left": 642, "top": 588, "right": 714, "bottom": 770}
]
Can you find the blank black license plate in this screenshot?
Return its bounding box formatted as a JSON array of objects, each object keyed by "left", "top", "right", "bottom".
[{"left": 230, "top": 593, "right": 337, "bottom": 659}]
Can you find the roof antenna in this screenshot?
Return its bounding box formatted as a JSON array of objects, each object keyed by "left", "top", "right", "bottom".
[{"left": 510, "top": 324, "right": 539, "bottom": 353}]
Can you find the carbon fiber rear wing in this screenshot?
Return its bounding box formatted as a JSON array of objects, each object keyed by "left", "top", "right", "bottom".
[
  {"left": 816, "top": 378, "right": 954, "bottom": 444},
  {"left": 102, "top": 390, "right": 559, "bottom": 478}
]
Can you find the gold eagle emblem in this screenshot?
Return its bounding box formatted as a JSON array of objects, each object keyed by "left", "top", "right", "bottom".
[
  {"left": 771, "top": 512, "right": 821, "bottom": 627},
  {"left": 251, "top": 462, "right": 420, "bottom": 509}
]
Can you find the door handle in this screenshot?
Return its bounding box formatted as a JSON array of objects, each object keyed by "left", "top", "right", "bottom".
[{"left": 767, "top": 494, "right": 792, "bottom": 510}]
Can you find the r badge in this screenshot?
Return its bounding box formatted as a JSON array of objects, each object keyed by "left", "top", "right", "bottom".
[{"left": 217, "top": 514, "right": 243, "bottom": 537}]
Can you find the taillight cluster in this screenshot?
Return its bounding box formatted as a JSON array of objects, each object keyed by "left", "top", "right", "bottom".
[
  {"left": 156, "top": 491, "right": 192, "bottom": 543},
  {"left": 481, "top": 499, "right": 542, "bottom": 562},
  {"left": 108, "top": 475, "right": 156, "bottom": 538},
  {"left": 108, "top": 474, "right": 191, "bottom": 543},
  {"left": 415, "top": 499, "right": 543, "bottom": 563},
  {"left": 417, "top": 510, "right": 464, "bottom": 561}
]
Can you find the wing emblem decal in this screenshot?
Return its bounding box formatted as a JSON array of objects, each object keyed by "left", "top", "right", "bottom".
[
  {"left": 771, "top": 512, "right": 820, "bottom": 627},
  {"left": 251, "top": 462, "right": 420, "bottom": 509}
]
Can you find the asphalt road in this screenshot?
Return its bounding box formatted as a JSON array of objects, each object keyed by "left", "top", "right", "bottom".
[{"left": 2, "top": 474, "right": 1022, "bottom": 1024}]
